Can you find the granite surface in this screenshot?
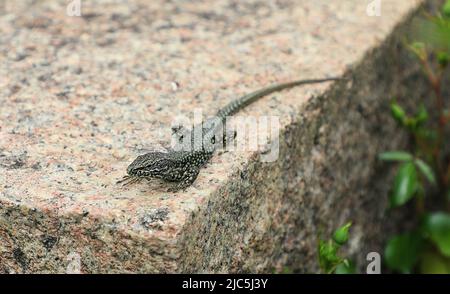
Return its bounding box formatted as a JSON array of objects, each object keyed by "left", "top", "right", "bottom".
[{"left": 0, "top": 0, "right": 426, "bottom": 273}]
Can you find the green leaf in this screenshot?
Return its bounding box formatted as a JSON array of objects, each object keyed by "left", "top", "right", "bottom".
[
  {"left": 390, "top": 162, "right": 418, "bottom": 208},
  {"left": 414, "top": 105, "right": 429, "bottom": 126},
  {"left": 437, "top": 51, "right": 449, "bottom": 68},
  {"left": 335, "top": 260, "right": 356, "bottom": 274},
  {"left": 420, "top": 251, "right": 450, "bottom": 274},
  {"left": 390, "top": 102, "right": 407, "bottom": 124},
  {"left": 443, "top": 0, "right": 450, "bottom": 18},
  {"left": 318, "top": 240, "right": 341, "bottom": 273},
  {"left": 424, "top": 213, "right": 450, "bottom": 257},
  {"left": 384, "top": 231, "right": 423, "bottom": 273},
  {"left": 379, "top": 151, "right": 413, "bottom": 162},
  {"left": 412, "top": 16, "right": 450, "bottom": 54},
  {"left": 333, "top": 222, "right": 352, "bottom": 245},
  {"left": 414, "top": 158, "right": 436, "bottom": 185}
]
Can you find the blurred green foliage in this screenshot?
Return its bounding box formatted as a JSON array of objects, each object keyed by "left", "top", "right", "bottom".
[
  {"left": 318, "top": 222, "right": 354, "bottom": 274},
  {"left": 380, "top": 1, "right": 450, "bottom": 274}
]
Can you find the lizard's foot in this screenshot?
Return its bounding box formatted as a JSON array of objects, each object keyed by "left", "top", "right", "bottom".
[
  {"left": 171, "top": 124, "right": 191, "bottom": 143},
  {"left": 222, "top": 129, "right": 237, "bottom": 152},
  {"left": 171, "top": 124, "right": 186, "bottom": 135},
  {"left": 117, "top": 175, "right": 141, "bottom": 186},
  {"left": 167, "top": 187, "right": 179, "bottom": 193},
  {"left": 167, "top": 183, "right": 189, "bottom": 193},
  {"left": 168, "top": 167, "right": 200, "bottom": 192}
]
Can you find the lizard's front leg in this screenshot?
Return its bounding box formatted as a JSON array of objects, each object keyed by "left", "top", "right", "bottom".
[
  {"left": 168, "top": 166, "right": 200, "bottom": 192},
  {"left": 222, "top": 128, "right": 237, "bottom": 151}
]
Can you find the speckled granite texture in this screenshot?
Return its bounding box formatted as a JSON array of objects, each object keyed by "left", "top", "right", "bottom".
[{"left": 0, "top": 0, "right": 432, "bottom": 273}]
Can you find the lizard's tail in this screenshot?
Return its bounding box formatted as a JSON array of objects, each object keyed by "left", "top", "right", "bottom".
[{"left": 216, "top": 77, "right": 343, "bottom": 118}]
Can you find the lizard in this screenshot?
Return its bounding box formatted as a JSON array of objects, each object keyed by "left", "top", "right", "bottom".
[{"left": 118, "top": 77, "right": 343, "bottom": 191}]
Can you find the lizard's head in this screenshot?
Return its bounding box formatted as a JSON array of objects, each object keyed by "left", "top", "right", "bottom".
[{"left": 126, "top": 152, "right": 171, "bottom": 178}]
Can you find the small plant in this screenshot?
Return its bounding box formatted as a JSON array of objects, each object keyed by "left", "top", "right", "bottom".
[
  {"left": 380, "top": 1, "right": 450, "bottom": 274},
  {"left": 318, "top": 222, "right": 355, "bottom": 274}
]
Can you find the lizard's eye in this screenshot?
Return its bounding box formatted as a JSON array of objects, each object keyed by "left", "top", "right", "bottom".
[
  {"left": 211, "top": 136, "right": 216, "bottom": 144},
  {"left": 179, "top": 134, "right": 184, "bottom": 142}
]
